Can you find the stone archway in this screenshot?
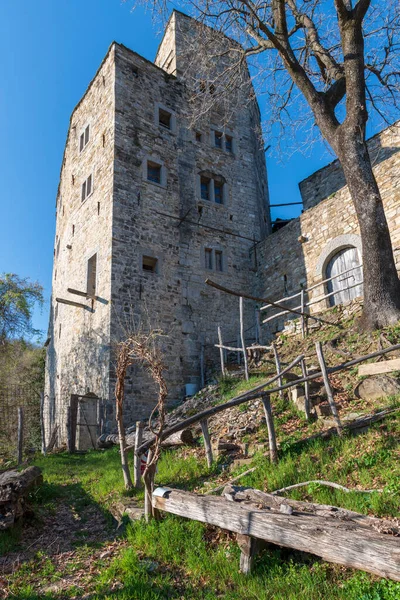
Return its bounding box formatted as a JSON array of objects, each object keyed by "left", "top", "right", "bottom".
[{"left": 315, "top": 234, "right": 363, "bottom": 307}]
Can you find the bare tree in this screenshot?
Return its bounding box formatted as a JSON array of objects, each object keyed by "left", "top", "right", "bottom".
[
  {"left": 129, "top": 0, "right": 400, "bottom": 329},
  {"left": 114, "top": 324, "right": 168, "bottom": 501}
]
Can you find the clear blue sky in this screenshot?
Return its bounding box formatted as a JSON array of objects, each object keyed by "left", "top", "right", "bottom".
[{"left": 0, "top": 0, "right": 368, "bottom": 340}]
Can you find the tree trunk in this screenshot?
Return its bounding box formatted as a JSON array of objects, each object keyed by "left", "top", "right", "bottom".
[{"left": 337, "top": 131, "right": 400, "bottom": 329}]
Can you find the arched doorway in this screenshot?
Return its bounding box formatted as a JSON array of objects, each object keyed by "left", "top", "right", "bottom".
[{"left": 326, "top": 247, "right": 363, "bottom": 306}]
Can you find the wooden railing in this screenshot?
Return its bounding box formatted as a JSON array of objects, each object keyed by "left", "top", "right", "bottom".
[{"left": 259, "top": 264, "right": 363, "bottom": 337}]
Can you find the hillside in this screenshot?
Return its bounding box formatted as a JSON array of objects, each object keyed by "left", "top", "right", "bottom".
[{"left": 1, "top": 310, "right": 400, "bottom": 599}]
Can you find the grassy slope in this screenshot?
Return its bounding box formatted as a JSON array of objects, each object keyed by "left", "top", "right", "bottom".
[{"left": 2, "top": 318, "right": 400, "bottom": 599}]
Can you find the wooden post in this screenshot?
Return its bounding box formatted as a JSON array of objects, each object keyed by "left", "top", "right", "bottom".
[
  {"left": 144, "top": 449, "right": 153, "bottom": 522},
  {"left": 300, "top": 359, "right": 311, "bottom": 421},
  {"left": 255, "top": 308, "right": 261, "bottom": 344},
  {"left": 217, "top": 326, "right": 226, "bottom": 377},
  {"left": 200, "top": 419, "right": 213, "bottom": 468},
  {"left": 134, "top": 421, "right": 144, "bottom": 488},
  {"left": 300, "top": 289, "right": 306, "bottom": 339},
  {"left": 272, "top": 342, "right": 283, "bottom": 398},
  {"left": 315, "top": 342, "right": 343, "bottom": 436},
  {"left": 200, "top": 343, "right": 205, "bottom": 389},
  {"left": 67, "top": 395, "right": 79, "bottom": 453},
  {"left": 237, "top": 534, "right": 256, "bottom": 575},
  {"left": 261, "top": 393, "right": 278, "bottom": 463},
  {"left": 240, "top": 296, "right": 249, "bottom": 381},
  {"left": 17, "top": 407, "right": 24, "bottom": 465},
  {"left": 40, "top": 393, "right": 46, "bottom": 455},
  {"left": 237, "top": 334, "right": 241, "bottom": 364}
]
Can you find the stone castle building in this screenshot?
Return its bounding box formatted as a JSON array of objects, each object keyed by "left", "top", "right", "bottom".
[
  {"left": 44, "top": 11, "right": 270, "bottom": 446},
  {"left": 44, "top": 10, "right": 400, "bottom": 448}
]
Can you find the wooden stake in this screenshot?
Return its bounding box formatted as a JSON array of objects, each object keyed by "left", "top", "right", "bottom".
[
  {"left": 200, "top": 343, "right": 205, "bottom": 388},
  {"left": 300, "top": 289, "right": 306, "bottom": 339},
  {"left": 144, "top": 449, "right": 153, "bottom": 522},
  {"left": 255, "top": 308, "right": 261, "bottom": 344},
  {"left": 237, "top": 534, "right": 264, "bottom": 575},
  {"left": 272, "top": 342, "right": 283, "bottom": 398},
  {"left": 40, "top": 393, "right": 46, "bottom": 455},
  {"left": 200, "top": 419, "right": 213, "bottom": 468},
  {"left": 315, "top": 342, "right": 343, "bottom": 436},
  {"left": 261, "top": 393, "right": 278, "bottom": 463},
  {"left": 300, "top": 358, "right": 311, "bottom": 421},
  {"left": 240, "top": 297, "right": 249, "bottom": 381},
  {"left": 217, "top": 326, "right": 226, "bottom": 377},
  {"left": 134, "top": 421, "right": 144, "bottom": 488},
  {"left": 17, "top": 407, "right": 24, "bottom": 465}
]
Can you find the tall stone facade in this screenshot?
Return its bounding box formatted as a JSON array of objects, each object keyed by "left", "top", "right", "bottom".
[
  {"left": 255, "top": 120, "right": 400, "bottom": 333},
  {"left": 44, "top": 11, "right": 270, "bottom": 445}
]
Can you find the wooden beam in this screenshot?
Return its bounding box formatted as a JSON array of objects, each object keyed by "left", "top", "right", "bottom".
[
  {"left": 56, "top": 297, "right": 92, "bottom": 311},
  {"left": 152, "top": 489, "right": 400, "bottom": 581},
  {"left": 67, "top": 287, "right": 88, "bottom": 298},
  {"left": 358, "top": 358, "right": 400, "bottom": 376}
]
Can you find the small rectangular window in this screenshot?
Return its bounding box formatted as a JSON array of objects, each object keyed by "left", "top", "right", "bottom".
[
  {"left": 214, "top": 182, "right": 224, "bottom": 205},
  {"left": 159, "top": 108, "right": 172, "bottom": 130},
  {"left": 87, "top": 254, "right": 97, "bottom": 297},
  {"left": 225, "top": 135, "right": 233, "bottom": 153},
  {"left": 147, "top": 161, "right": 162, "bottom": 184},
  {"left": 80, "top": 125, "right": 90, "bottom": 152},
  {"left": 215, "top": 250, "right": 223, "bottom": 272},
  {"left": 195, "top": 131, "right": 202, "bottom": 143},
  {"left": 200, "top": 176, "right": 210, "bottom": 201},
  {"left": 81, "top": 174, "right": 93, "bottom": 201},
  {"left": 142, "top": 255, "right": 158, "bottom": 273},
  {"left": 205, "top": 248, "right": 213, "bottom": 270},
  {"left": 214, "top": 131, "right": 223, "bottom": 149}
]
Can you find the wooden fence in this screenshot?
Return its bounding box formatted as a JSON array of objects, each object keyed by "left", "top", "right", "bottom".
[
  {"left": 0, "top": 385, "right": 42, "bottom": 465},
  {"left": 259, "top": 263, "right": 363, "bottom": 337}
]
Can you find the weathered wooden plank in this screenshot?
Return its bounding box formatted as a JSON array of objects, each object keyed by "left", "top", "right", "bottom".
[
  {"left": 223, "top": 486, "right": 399, "bottom": 535},
  {"left": 239, "top": 297, "right": 249, "bottom": 381},
  {"left": 200, "top": 419, "right": 213, "bottom": 468},
  {"left": 358, "top": 358, "right": 400, "bottom": 376},
  {"left": 153, "top": 489, "right": 400, "bottom": 581}
]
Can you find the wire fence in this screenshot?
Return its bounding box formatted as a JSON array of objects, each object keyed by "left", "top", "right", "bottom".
[{"left": 0, "top": 384, "right": 42, "bottom": 466}]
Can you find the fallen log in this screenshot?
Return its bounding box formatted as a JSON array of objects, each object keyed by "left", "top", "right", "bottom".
[
  {"left": 152, "top": 487, "right": 400, "bottom": 581},
  {"left": 0, "top": 466, "right": 43, "bottom": 530},
  {"left": 97, "top": 428, "right": 194, "bottom": 451},
  {"left": 223, "top": 486, "right": 399, "bottom": 536}
]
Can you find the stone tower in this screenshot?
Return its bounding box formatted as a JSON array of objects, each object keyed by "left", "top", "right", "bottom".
[{"left": 44, "top": 11, "right": 270, "bottom": 447}]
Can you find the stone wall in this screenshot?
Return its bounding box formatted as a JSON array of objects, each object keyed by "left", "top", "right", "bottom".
[
  {"left": 255, "top": 121, "right": 400, "bottom": 337},
  {"left": 111, "top": 22, "right": 269, "bottom": 423},
  {"left": 44, "top": 46, "right": 116, "bottom": 445}
]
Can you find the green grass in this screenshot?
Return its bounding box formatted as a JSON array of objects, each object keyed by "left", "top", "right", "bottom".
[{"left": 3, "top": 413, "right": 400, "bottom": 599}]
